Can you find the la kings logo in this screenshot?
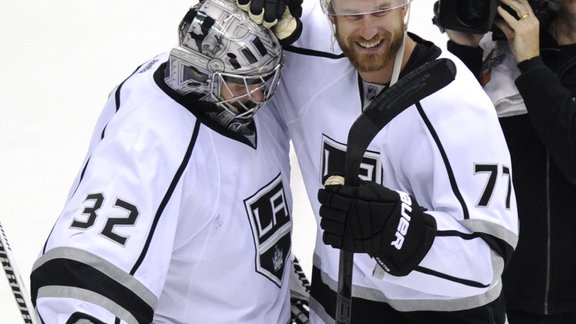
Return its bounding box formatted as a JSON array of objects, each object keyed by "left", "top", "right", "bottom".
[
  {"left": 321, "top": 135, "right": 382, "bottom": 183},
  {"left": 245, "top": 174, "right": 291, "bottom": 287}
]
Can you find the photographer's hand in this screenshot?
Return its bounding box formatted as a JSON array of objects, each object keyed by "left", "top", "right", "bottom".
[{"left": 494, "top": 0, "right": 540, "bottom": 63}]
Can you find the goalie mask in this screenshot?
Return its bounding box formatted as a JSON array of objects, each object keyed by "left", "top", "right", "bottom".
[{"left": 166, "top": 0, "right": 283, "bottom": 129}]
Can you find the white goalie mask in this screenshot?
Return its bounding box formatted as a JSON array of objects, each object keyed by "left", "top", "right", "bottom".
[
  {"left": 166, "top": 0, "right": 284, "bottom": 125},
  {"left": 320, "top": 0, "right": 410, "bottom": 16}
]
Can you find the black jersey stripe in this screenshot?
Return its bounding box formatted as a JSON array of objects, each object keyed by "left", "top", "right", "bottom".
[
  {"left": 130, "top": 118, "right": 202, "bottom": 274},
  {"left": 479, "top": 232, "right": 515, "bottom": 265},
  {"left": 416, "top": 102, "right": 470, "bottom": 220},
  {"left": 414, "top": 266, "right": 490, "bottom": 288},
  {"left": 113, "top": 63, "right": 145, "bottom": 113},
  {"left": 68, "top": 312, "right": 106, "bottom": 324},
  {"left": 416, "top": 102, "right": 514, "bottom": 262},
  {"left": 436, "top": 230, "right": 482, "bottom": 239},
  {"left": 417, "top": 230, "right": 507, "bottom": 284},
  {"left": 435, "top": 230, "right": 513, "bottom": 263},
  {"left": 60, "top": 64, "right": 146, "bottom": 233},
  {"left": 31, "top": 257, "right": 153, "bottom": 323},
  {"left": 69, "top": 63, "right": 146, "bottom": 202},
  {"left": 310, "top": 266, "right": 503, "bottom": 322}
]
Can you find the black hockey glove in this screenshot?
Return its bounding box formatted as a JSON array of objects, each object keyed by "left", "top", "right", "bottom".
[
  {"left": 318, "top": 179, "right": 437, "bottom": 276},
  {"left": 236, "top": 0, "right": 303, "bottom": 46}
]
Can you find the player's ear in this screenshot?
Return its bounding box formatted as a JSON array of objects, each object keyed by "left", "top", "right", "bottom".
[
  {"left": 401, "top": 3, "right": 408, "bottom": 18},
  {"left": 328, "top": 15, "right": 336, "bottom": 29}
]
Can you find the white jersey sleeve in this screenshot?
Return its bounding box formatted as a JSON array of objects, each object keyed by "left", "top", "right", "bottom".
[{"left": 31, "top": 53, "right": 293, "bottom": 324}]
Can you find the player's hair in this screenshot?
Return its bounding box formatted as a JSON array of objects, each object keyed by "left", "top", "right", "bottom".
[{"left": 165, "top": 0, "right": 284, "bottom": 130}]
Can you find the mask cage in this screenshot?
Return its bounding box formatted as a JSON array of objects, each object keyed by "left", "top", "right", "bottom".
[{"left": 210, "top": 61, "right": 283, "bottom": 119}]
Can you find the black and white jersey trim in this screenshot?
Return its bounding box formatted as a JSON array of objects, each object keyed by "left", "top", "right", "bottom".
[
  {"left": 31, "top": 247, "right": 156, "bottom": 324},
  {"left": 416, "top": 102, "right": 470, "bottom": 220},
  {"left": 416, "top": 102, "right": 516, "bottom": 261},
  {"left": 310, "top": 263, "right": 503, "bottom": 315},
  {"left": 131, "top": 118, "right": 201, "bottom": 274}
]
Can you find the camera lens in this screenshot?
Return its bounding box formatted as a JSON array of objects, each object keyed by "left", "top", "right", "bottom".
[{"left": 454, "top": 0, "right": 491, "bottom": 28}]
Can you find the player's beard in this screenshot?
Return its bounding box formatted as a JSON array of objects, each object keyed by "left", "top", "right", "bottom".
[{"left": 335, "top": 21, "right": 405, "bottom": 73}]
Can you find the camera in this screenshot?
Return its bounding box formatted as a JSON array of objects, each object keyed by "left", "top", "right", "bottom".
[{"left": 432, "top": 0, "right": 559, "bottom": 40}]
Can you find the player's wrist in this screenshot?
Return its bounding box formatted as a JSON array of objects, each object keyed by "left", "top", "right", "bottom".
[{"left": 374, "top": 196, "right": 437, "bottom": 276}]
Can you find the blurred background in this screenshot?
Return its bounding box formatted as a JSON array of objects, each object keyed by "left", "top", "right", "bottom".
[{"left": 0, "top": 0, "right": 447, "bottom": 322}]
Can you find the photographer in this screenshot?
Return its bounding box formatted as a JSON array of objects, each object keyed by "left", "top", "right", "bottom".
[{"left": 441, "top": 0, "right": 576, "bottom": 322}]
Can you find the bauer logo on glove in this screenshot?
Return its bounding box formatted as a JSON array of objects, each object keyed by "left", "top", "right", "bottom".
[{"left": 391, "top": 191, "right": 414, "bottom": 250}]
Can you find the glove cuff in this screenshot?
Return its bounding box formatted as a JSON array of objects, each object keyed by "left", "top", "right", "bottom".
[
  {"left": 376, "top": 211, "right": 437, "bottom": 276},
  {"left": 249, "top": 9, "right": 265, "bottom": 25},
  {"left": 236, "top": 0, "right": 251, "bottom": 12}
]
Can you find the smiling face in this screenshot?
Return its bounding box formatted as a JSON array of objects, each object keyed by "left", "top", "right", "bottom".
[{"left": 330, "top": 0, "right": 407, "bottom": 74}]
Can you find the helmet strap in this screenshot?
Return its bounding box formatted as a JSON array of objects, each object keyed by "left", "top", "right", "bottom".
[{"left": 390, "top": 2, "right": 411, "bottom": 86}]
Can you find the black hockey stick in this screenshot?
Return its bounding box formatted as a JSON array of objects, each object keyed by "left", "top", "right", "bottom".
[
  {"left": 0, "top": 221, "right": 40, "bottom": 324},
  {"left": 329, "top": 58, "right": 457, "bottom": 324}
]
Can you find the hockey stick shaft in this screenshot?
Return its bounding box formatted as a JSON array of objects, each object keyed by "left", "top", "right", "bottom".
[
  {"left": 344, "top": 58, "right": 457, "bottom": 186},
  {"left": 0, "top": 221, "right": 40, "bottom": 324},
  {"left": 334, "top": 58, "right": 457, "bottom": 324}
]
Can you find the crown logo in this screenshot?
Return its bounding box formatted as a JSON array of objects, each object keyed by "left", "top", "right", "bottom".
[{"left": 272, "top": 245, "right": 284, "bottom": 272}]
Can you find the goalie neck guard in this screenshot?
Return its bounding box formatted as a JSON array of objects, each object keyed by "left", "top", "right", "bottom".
[{"left": 165, "top": 0, "right": 284, "bottom": 131}]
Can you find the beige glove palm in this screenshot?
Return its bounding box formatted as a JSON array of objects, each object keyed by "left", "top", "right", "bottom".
[{"left": 236, "top": 0, "right": 302, "bottom": 46}]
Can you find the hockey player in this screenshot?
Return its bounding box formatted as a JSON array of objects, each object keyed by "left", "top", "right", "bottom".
[
  {"left": 29, "top": 0, "right": 293, "bottom": 323},
  {"left": 265, "top": 0, "right": 520, "bottom": 322}
]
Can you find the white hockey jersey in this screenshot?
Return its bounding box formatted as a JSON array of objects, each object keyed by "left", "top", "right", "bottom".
[
  {"left": 270, "top": 1, "right": 518, "bottom": 322},
  {"left": 30, "top": 53, "right": 293, "bottom": 324}
]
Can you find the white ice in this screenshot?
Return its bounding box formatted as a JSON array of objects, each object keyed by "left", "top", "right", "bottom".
[{"left": 0, "top": 1, "right": 446, "bottom": 322}]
